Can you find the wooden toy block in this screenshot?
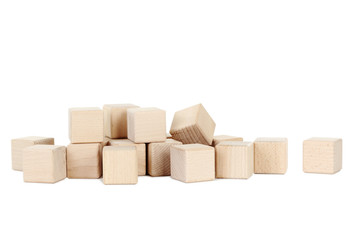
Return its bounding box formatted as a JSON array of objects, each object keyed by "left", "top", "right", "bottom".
[
  {"left": 215, "top": 141, "right": 253, "bottom": 179},
  {"left": 102, "top": 146, "right": 138, "bottom": 185},
  {"left": 212, "top": 135, "right": 243, "bottom": 146},
  {"left": 103, "top": 104, "right": 139, "bottom": 139},
  {"left": 170, "top": 144, "right": 215, "bottom": 183},
  {"left": 127, "top": 107, "right": 166, "bottom": 143},
  {"left": 23, "top": 145, "right": 66, "bottom": 183},
  {"left": 69, "top": 107, "right": 104, "bottom": 143},
  {"left": 303, "top": 138, "right": 342, "bottom": 174},
  {"left": 11, "top": 136, "right": 54, "bottom": 171},
  {"left": 109, "top": 139, "right": 146, "bottom": 176},
  {"left": 254, "top": 138, "right": 288, "bottom": 174},
  {"left": 148, "top": 139, "right": 183, "bottom": 176},
  {"left": 170, "top": 104, "right": 216, "bottom": 145},
  {"left": 67, "top": 143, "right": 102, "bottom": 179}
]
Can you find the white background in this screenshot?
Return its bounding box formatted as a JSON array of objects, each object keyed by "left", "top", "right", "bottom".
[{"left": 1, "top": 1, "right": 359, "bottom": 239}]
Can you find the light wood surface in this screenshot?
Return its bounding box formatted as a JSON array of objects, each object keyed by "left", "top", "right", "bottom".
[{"left": 212, "top": 135, "right": 243, "bottom": 146}]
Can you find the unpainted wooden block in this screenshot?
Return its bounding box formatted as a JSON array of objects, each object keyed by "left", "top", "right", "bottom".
[
  {"left": 127, "top": 107, "right": 166, "bottom": 143},
  {"left": 148, "top": 139, "right": 183, "bottom": 176},
  {"left": 69, "top": 107, "right": 104, "bottom": 143},
  {"left": 170, "top": 144, "right": 215, "bottom": 183},
  {"left": 303, "top": 138, "right": 342, "bottom": 174},
  {"left": 254, "top": 138, "right": 288, "bottom": 174},
  {"left": 23, "top": 145, "right": 66, "bottom": 183},
  {"left": 109, "top": 139, "right": 146, "bottom": 176},
  {"left": 11, "top": 136, "right": 54, "bottom": 171},
  {"left": 102, "top": 146, "right": 138, "bottom": 185},
  {"left": 103, "top": 104, "right": 139, "bottom": 139},
  {"left": 212, "top": 135, "right": 243, "bottom": 146},
  {"left": 170, "top": 104, "right": 216, "bottom": 145}
]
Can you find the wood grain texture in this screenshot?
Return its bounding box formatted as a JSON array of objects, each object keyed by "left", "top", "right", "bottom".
[
  {"left": 11, "top": 136, "right": 54, "bottom": 171},
  {"left": 212, "top": 135, "right": 243, "bottom": 146},
  {"left": 254, "top": 138, "right": 288, "bottom": 174},
  {"left": 148, "top": 139, "right": 182, "bottom": 176},
  {"left": 127, "top": 107, "right": 166, "bottom": 143},
  {"left": 303, "top": 138, "right": 342, "bottom": 174},
  {"left": 215, "top": 141, "right": 254, "bottom": 179},
  {"left": 23, "top": 145, "right": 66, "bottom": 183},
  {"left": 102, "top": 146, "right": 138, "bottom": 185},
  {"left": 69, "top": 107, "right": 104, "bottom": 143},
  {"left": 170, "top": 144, "right": 215, "bottom": 183}
]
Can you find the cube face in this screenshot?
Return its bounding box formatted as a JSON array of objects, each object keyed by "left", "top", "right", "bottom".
[
  {"left": 303, "top": 138, "right": 342, "bottom": 174},
  {"left": 216, "top": 142, "right": 254, "bottom": 179},
  {"left": 254, "top": 138, "right": 288, "bottom": 174},
  {"left": 148, "top": 139, "right": 182, "bottom": 176},
  {"left": 23, "top": 145, "right": 66, "bottom": 183},
  {"left": 212, "top": 135, "right": 243, "bottom": 146},
  {"left": 69, "top": 108, "right": 104, "bottom": 143},
  {"left": 103, "top": 104, "right": 139, "bottom": 139},
  {"left": 11, "top": 136, "right": 54, "bottom": 171},
  {"left": 127, "top": 108, "right": 166, "bottom": 143},
  {"left": 102, "top": 146, "right": 138, "bottom": 184}
]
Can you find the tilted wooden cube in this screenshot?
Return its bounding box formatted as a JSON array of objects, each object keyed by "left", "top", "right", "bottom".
[
  {"left": 69, "top": 107, "right": 104, "bottom": 143},
  {"left": 102, "top": 146, "right": 138, "bottom": 185},
  {"left": 170, "top": 104, "right": 216, "bottom": 145},
  {"left": 109, "top": 139, "right": 146, "bottom": 176},
  {"left": 303, "top": 138, "right": 342, "bottom": 174},
  {"left": 103, "top": 104, "right": 139, "bottom": 139},
  {"left": 127, "top": 107, "right": 166, "bottom": 143},
  {"left": 11, "top": 136, "right": 54, "bottom": 171},
  {"left": 215, "top": 141, "right": 254, "bottom": 179},
  {"left": 212, "top": 135, "right": 243, "bottom": 146},
  {"left": 254, "top": 138, "right": 288, "bottom": 174},
  {"left": 148, "top": 139, "right": 183, "bottom": 176},
  {"left": 170, "top": 144, "right": 215, "bottom": 183},
  {"left": 23, "top": 145, "right": 66, "bottom": 183}
]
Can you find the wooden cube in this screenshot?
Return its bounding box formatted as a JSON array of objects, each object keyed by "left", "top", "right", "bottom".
[
  {"left": 303, "top": 138, "right": 342, "bottom": 174},
  {"left": 11, "top": 136, "right": 54, "bottom": 171},
  {"left": 109, "top": 139, "right": 146, "bottom": 176},
  {"left": 102, "top": 146, "right": 138, "bottom": 185},
  {"left": 103, "top": 104, "right": 139, "bottom": 139},
  {"left": 127, "top": 107, "right": 166, "bottom": 143},
  {"left": 23, "top": 145, "right": 66, "bottom": 183},
  {"left": 67, "top": 143, "right": 103, "bottom": 179},
  {"left": 215, "top": 141, "right": 254, "bottom": 179},
  {"left": 170, "top": 104, "right": 216, "bottom": 145},
  {"left": 148, "top": 139, "right": 183, "bottom": 176},
  {"left": 212, "top": 135, "right": 243, "bottom": 146},
  {"left": 254, "top": 138, "right": 288, "bottom": 174},
  {"left": 69, "top": 108, "right": 104, "bottom": 143},
  {"left": 170, "top": 144, "right": 215, "bottom": 183}
]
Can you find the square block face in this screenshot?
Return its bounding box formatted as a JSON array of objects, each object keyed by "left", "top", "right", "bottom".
[
  {"left": 11, "top": 136, "right": 54, "bottom": 171},
  {"left": 69, "top": 108, "right": 104, "bottom": 143},
  {"left": 212, "top": 135, "right": 243, "bottom": 146},
  {"left": 103, "top": 104, "right": 139, "bottom": 139},
  {"left": 103, "top": 146, "right": 138, "bottom": 184},
  {"left": 216, "top": 141, "right": 254, "bottom": 179},
  {"left": 303, "top": 138, "right": 342, "bottom": 174},
  {"left": 127, "top": 108, "right": 166, "bottom": 143},
  {"left": 23, "top": 145, "right": 66, "bottom": 183},
  {"left": 67, "top": 143, "right": 102, "bottom": 179},
  {"left": 148, "top": 139, "right": 183, "bottom": 176},
  {"left": 170, "top": 144, "right": 215, "bottom": 183},
  {"left": 254, "top": 138, "right": 288, "bottom": 174}
]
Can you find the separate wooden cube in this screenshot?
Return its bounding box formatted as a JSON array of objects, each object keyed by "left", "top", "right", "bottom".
[
  {"left": 11, "top": 136, "right": 54, "bottom": 171},
  {"left": 23, "top": 145, "right": 66, "bottom": 183},
  {"left": 148, "top": 139, "right": 183, "bottom": 176},
  {"left": 109, "top": 139, "right": 146, "bottom": 176},
  {"left": 103, "top": 104, "right": 139, "bottom": 139},
  {"left": 170, "top": 104, "right": 216, "bottom": 145},
  {"left": 69, "top": 108, "right": 104, "bottom": 143},
  {"left": 303, "top": 138, "right": 342, "bottom": 174},
  {"left": 170, "top": 144, "right": 215, "bottom": 183},
  {"left": 212, "top": 135, "right": 243, "bottom": 146},
  {"left": 127, "top": 107, "right": 166, "bottom": 143},
  {"left": 102, "top": 146, "right": 138, "bottom": 185},
  {"left": 215, "top": 141, "right": 254, "bottom": 179},
  {"left": 254, "top": 138, "right": 288, "bottom": 174}
]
